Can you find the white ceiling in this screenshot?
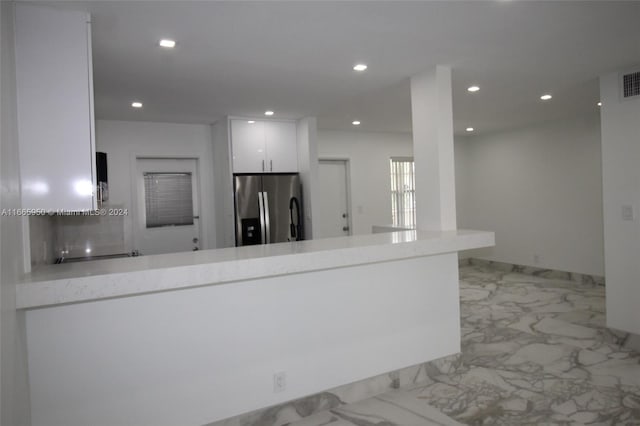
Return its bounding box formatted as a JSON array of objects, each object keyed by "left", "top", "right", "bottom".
[{"left": 43, "top": 1, "right": 640, "bottom": 135}]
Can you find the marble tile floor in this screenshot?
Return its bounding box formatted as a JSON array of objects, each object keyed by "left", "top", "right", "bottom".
[{"left": 287, "top": 264, "right": 640, "bottom": 426}]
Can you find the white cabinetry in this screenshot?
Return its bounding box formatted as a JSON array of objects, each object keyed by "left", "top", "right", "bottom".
[
  {"left": 15, "top": 4, "right": 96, "bottom": 211},
  {"left": 230, "top": 120, "right": 266, "bottom": 173},
  {"left": 230, "top": 119, "right": 297, "bottom": 173},
  {"left": 264, "top": 121, "right": 298, "bottom": 173}
]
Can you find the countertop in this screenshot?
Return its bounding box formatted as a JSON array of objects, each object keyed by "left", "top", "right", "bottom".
[{"left": 16, "top": 229, "right": 494, "bottom": 309}]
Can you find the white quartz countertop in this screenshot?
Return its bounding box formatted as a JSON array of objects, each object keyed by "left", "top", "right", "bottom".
[{"left": 16, "top": 229, "right": 494, "bottom": 309}]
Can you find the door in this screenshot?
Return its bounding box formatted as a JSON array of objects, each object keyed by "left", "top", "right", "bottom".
[
  {"left": 317, "top": 160, "right": 350, "bottom": 238},
  {"left": 262, "top": 174, "right": 301, "bottom": 243},
  {"left": 135, "top": 158, "right": 200, "bottom": 255}
]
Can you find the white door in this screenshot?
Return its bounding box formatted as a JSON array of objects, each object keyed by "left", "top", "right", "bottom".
[
  {"left": 134, "top": 158, "right": 201, "bottom": 255},
  {"left": 316, "top": 160, "right": 350, "bottom": 238}
]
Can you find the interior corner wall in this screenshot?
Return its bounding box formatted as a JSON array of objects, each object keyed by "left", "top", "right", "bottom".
[
  {"left": 1, "top": 1, "right": 32, "bottom": 424},
  {"left": 600, "top": 70, "right": 640, "bottom": 335},
  {"left": 317, "top": 130, "right": 413, "bottom": 235},
  {"left": 455, "top": 114, "right": 604, "bottom": 277},
  {"left": 95, "top": 120, "right": 216, "bottom": 252}
]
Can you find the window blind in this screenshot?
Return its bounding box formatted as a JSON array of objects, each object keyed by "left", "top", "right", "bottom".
[
  {"left": 390, "top": 157, "right": 416, "bottom": 228},
  {"left": 143, "top": 172, "right": 194, "bottom": 228}
]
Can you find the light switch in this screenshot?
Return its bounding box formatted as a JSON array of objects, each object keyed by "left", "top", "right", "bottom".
[{"left": 622, "top": 205, "right": 635, "bottom": 221}]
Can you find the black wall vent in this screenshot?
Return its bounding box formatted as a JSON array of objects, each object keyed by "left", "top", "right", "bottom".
[{"left": 622, "top": 71, "right": 640, "bottom": 98}]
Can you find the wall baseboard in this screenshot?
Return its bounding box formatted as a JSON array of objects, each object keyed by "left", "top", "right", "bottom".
[
  {"left": 622, "top": 332, "right": 640, "bottom": 352},
  {"left": 459, "top": 257, "right": 605, "bottom": 286},
  {"left": 205, "top": 353, "right": 461, "bottom": 426}
]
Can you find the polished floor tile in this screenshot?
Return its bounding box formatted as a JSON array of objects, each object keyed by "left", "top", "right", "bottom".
[
  {"left": 289, "top": 264, "right": 640, "bottom": 426},
  {"left": 290, "top": 389, "right": 462, "bottom": 426}
]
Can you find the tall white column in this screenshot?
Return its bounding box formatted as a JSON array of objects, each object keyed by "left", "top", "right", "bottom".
[
  {"left": 296, "top": 117, "right": 320, "bottom": 239},
  {"left": 410, "top": 66, "right": 457, "bottom": 231}
]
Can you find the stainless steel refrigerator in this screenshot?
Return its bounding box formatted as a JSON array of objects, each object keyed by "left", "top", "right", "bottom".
[{"left": 234, "top": 173, "right": 303, "bottom": 246}]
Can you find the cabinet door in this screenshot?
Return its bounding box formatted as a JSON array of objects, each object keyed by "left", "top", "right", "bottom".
[
  {"left": 15, "top": 4, "right": 96, "bottom": 211},
  {"left": 264, "top": 121, "right": 298, "bottom": 173},
  {"left": 231, "top": 120, "right": 266, "bottom": 173}
]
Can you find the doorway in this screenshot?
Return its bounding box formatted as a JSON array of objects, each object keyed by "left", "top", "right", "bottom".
[
  {"left": 317, "top": 159, "right": 351, "bottom": 238},
  {"left": 134, "top": 158, "right": 201, "bottom": 255}
]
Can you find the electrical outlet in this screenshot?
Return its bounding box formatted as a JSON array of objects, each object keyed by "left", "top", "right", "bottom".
[
  {"left": 273, "top": 372, "right": 286, "bottom": 393},
  {"left": 622, "top": 205, "right": 635, "bottom": 221},
  {"left": 533, "top": 254, "right": 541, "bottom": 265}
]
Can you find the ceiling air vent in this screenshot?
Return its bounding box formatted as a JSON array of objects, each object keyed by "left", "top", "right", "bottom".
[{"left": 622, "top": 70, "right": 640, "bottom": 98}]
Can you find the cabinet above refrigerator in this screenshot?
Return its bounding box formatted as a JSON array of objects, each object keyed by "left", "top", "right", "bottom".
[{"left": 230, "top": 119, "right": 298, "bottom": 174}]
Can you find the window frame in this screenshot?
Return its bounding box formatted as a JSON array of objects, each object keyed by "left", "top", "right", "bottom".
[
  {"left": 389, "top": 157, "right": 416, "bottom": 229},
  {"left": 143, "top": 172, "right": 195, "bottom": 229}
]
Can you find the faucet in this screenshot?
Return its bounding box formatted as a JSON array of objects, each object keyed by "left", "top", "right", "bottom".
[{"left": 55, "top": 249, "right": 69, "bottom": 264}]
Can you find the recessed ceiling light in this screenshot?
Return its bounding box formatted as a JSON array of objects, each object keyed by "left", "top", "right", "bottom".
[
  {"left": 597, "top": 101, "right": 602, "bottom": 107},
  {"left": 131, "top": 101, "right": 143, "bottom": 108},
  {"left": 159, "top": 39, "right": 176, "bottom": 48},
  {"left": 247, "top": 120, "right": 256, "bottom": 124},
  {"left": 264, "top": 110, "right": 274, "bottom": 116},
  {"left": 353, "top": 64, "right": 368, "bottom": 72},
  {"left": 466, "top": 127, "right": 474, "bottom": 132},
  {"left": 85, "top": 248, "right": 91, "bottom": 254},
  {"left": 467, "top": 86, "right": 480, "bottom": 93},
  {"left": 540, "top": 94, "right": 553, "bottom": 101},
  {"left": 352, "top": 120, "right": 361, "bottom": 126}
]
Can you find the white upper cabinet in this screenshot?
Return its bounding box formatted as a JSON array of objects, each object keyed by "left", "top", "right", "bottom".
[
  {"left": 15, "top": 4, "right": 97, "bottom": 211},
  {"left": 230, "top": 119, "right": 297, "bottom": 173},
  {"left": 230, "top": 120, "right": 266, "bottom": 173},
  {"left": 263, "top": 121, "right": 298, "bottom": 173}
]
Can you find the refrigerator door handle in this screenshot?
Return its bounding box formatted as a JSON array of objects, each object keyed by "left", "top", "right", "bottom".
[
  {"left": 263, "top": 191, "right": 271, "bottom": 244},
  {"left": 258, "top": 191, "right": 266, "bottom": 244}
]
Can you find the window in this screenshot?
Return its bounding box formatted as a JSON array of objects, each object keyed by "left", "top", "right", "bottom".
[
  {"left": 143, "top": 172, "right": 194, "bottom": 228},
  {"left": 390, "top": 157, "right": 416, "bottom": 228}
]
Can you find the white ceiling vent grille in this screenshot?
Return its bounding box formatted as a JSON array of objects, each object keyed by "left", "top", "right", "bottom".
[{"left": 622, "top": 71, "right": 640, "bottom": 98}]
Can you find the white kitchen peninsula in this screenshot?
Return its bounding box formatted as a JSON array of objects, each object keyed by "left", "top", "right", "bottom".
[{"left": 19, "top": 230, "right": 493, "bottom": 426}]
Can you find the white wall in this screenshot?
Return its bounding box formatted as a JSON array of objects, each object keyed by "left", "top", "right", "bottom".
[
  {"left": 317, "top": 130, "right": 413, "bottom": 235},
  {"left": 600, "top": 70, "right": 640, "bottom": 334},
  {"left": 0, "top": 1, "right": 32, "bottom": 423},
  {"left": 456, "top": 114, "right": 604, "bottom": 276},
  {"left": 211, "top": 119, "right": 234, "bottom": 248},
  {"left": 28, "top": 215, "right": 56, "bottom": 267},
  {"left": 96, "top": 120, "right": 216, "bottom": 252},
  {"left": 25, "top": 254, "right": 460, "bottom": 426}
]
